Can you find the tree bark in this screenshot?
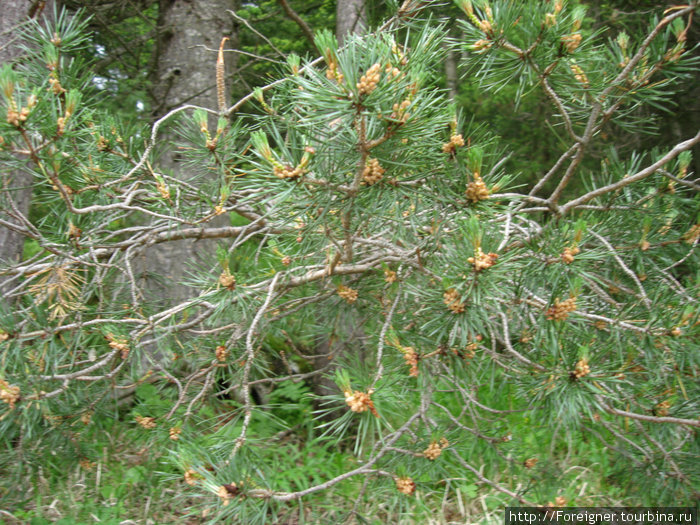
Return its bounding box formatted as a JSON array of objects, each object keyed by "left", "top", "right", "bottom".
[
  {"left": 445, "top": 44, "right": 458, "bottom": 101},
  {"left": 336, "top": 0, "right": 366, "bottom": 45},
  {"left": 0, "top": 0, "right": 55, "bottom": 299},
  {"left": 133, "top": 0, "right": 240, "bottom": 307},
  {"left": 152, "top": 0, "right": 239, "bottom": 115}
]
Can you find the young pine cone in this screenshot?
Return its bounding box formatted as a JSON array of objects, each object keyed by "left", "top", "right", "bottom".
[
  {"left": 344, "top": 389, "right": 379, "bottom": 417},
  {"left": 215, "top": 345, "right": 228, "bottom": 362},
  {"left": 363, "top": 158, "right": 385, "bottom": 185},
  {"left": 524, "top": 457, "right": 538, "bottom": 469},
  {"left": 326, "top": 60, "right": 344, "bottom": 84},
  {"left": 465, "top": 174, "right": 490, "bottom": 202},
  {"left": 423, "top": 441, "right": 442, "bottom": 460},
  {"left": 546, "top": 296, "right": 576, "bottom": 321},
  {"left": 273, "top": 164, "right": 305, "bottom": 179},
  {"left": 337, "top": 284, "right": 358, "bottom": 304},
  {"left": 683, "top": 224, "right": 700, "bottom": 244},
  {"left": 570, "top": 63, "right": 589, "bottom": 88},
  {"left": 573, "top": 358, "right": 590, "bottom": 379},
  {"left": 561, "top": 246, "right": 580, "bottom": 264},
  {"left": 562, "top": 33, "right": 582, "bottom": 53},
  {"left": 443, "top": 288, "right": 465, "bottom": 314},
  {"left": 442, "top": 133, "right": 465, "bottom": 154},
  {"left": 357, "top": 63, "right": 382, "bottom": 95},
  {"left": 395, "top": 476, "right": 416, "bottom": 495},
  {"left": 219, "top": 269, "right": 236, "bottom": 291},
  {"left": 452, "top": 344, "right": 477, "bottom": 360},
  {"left": 390, "top": 98, "right": 411, "bottom": 122},
  {"left": 218, "top": 482, "right": 242, "bottom": 506},
  {"left": 423, "top": 438, "right": 448, "bottom": 460},
  {"left": 107, "top": 334, "right": 130, "bottom": 359},
  {"left": 0, "top": 378, "right": 20, "bottom": 409},
  {"left": 467, "top": 247, "right": 498, "bottom": 271},
  {"left": 135, "top": 415, "right": 156, "bottom": 429},
  {"left": 402, "top": 346, "right": 419, "bottom": 377},
  {"left": 184, "top": 469, "right": 199, "bottom": 486},
  {"left": 655, "top": 400, "right": 670, "bottom": 417}
]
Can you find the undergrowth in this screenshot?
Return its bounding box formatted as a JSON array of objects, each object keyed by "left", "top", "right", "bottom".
[{"left": 1, "top": 378, "right": 634, "bottom": 524}]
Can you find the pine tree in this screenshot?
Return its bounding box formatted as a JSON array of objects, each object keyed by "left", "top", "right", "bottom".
[{"left": 0, "top": 1, "right": 698, "bottom": 522}]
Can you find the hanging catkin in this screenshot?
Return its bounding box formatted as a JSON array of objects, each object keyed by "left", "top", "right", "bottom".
[{"left": 217, "top": 37, "right": 229, "bottom": 112}]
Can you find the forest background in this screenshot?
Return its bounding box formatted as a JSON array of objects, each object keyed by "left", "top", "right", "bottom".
[{"left": 0, "top": 0, "right": 698, "bottom": 523}]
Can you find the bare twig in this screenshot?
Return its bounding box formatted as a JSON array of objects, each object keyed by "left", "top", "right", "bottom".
[
  {"left": 277, "top": 0, "right": 318, "bottom": 52},
  {"left": 232, "top": 272, "right": 282, "bottom": 457}
]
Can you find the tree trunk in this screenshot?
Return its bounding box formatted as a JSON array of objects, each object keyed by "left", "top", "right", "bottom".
[
  {"left": 152, "top": 0, "right": 239, "bottom": 115},
  {"left": 0, "top": 0, "right": 55, "bottom": 299},
  {"left": 445, "top": 44, "right": 458, "bottom": 101},
  {"left": 133, "top": 0, "right": 239, "bottom": 308},
  {"left": 336, "top": 0, "right": 366, "bottom": 45}
]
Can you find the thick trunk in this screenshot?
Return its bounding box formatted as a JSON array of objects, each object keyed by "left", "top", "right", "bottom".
[
  {"left": 133, "top": 0, "right": 239, "bottom": 307},
  {"left": 0, "top": 0, "right": 55, "bottom": 299},
  {"left": 336, "top": 0, "right": 366, "bottom": 45},
  {"left": 152, "top": 0, "right": 239, "bottom": 115},
  {"left": 0, "top": 0, "right": 29, "bottom": 64}
]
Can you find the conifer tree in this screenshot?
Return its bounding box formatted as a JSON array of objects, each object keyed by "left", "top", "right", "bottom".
[{"left": 0, "top": 1, "right": 698, "bottom": 522}]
